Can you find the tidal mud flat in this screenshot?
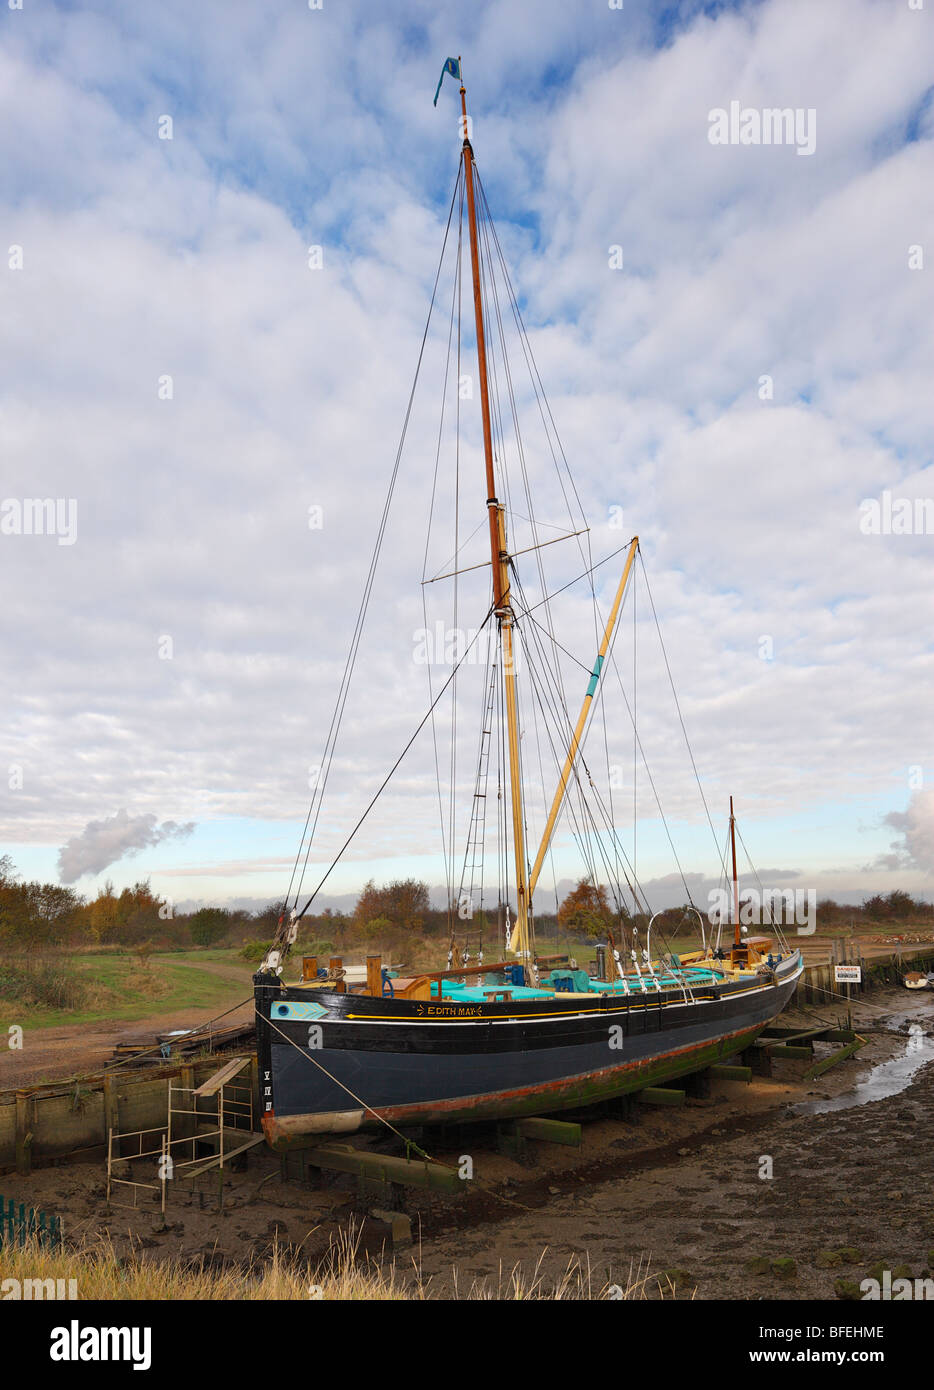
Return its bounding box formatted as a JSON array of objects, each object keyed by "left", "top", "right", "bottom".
[
  {"left": 415, "top": 989, "right": 934, "bottom": 1298},
  {"left": 2, "top": 989, "right": 932, "bottom": 1300}
]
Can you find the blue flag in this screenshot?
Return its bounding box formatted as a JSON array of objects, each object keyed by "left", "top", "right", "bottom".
[{"left": 433, "top": 57, "right": 461, "bottom": 106}]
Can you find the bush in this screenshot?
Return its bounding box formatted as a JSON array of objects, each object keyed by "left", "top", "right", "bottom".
[
  {"left": 0, "top": 957, "right": 89, "bottom": 1011},
  {"left": 239, "top": 939, "right": 271, "bottom": 963},
  {"left": 189, "top": 907, "right": 232, "bottom": 947},
  {"left": 299, "top": 940, "right": 334, "bottom": 956}
]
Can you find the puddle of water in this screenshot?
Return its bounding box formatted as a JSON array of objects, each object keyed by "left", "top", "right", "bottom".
[{"left": 793, "top": 1012, "right": 934, "bottom": 1116}]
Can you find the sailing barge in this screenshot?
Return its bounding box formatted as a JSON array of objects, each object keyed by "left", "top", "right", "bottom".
[{"left": 253, "top": 63, "right": 802, "bottom": 1147}]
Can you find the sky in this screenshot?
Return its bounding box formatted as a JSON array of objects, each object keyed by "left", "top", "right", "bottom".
[{"left": 1, "top": 0, "right": 932, "bottom": 921}]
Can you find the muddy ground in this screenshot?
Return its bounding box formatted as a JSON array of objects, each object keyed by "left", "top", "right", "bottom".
[{"left": 2, "top": 986, "right": 932, "bottom": 1300}]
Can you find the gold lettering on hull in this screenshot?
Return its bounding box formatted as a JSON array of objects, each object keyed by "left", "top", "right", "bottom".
[{"left": 416, "top": 1004, "right": 483, "bottom": 1017}]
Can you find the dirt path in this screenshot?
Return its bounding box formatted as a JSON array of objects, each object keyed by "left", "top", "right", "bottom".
[{"left": 2, "top": 958, "right": 254, "bottom": 1089}]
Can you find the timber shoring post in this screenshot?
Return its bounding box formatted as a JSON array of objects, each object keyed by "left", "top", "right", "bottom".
[
  {"left": 180, "top": 1064, "right": 195, "bottom": 1158},
  {"left": 102, "top": 1074, "right": 117, "bottom": 1154},
  {"left": 683, "top": 1069, "right": 711, "bottom": 1100},
  {"left": 14, "top": 1093, "right": 32, "bottom": 1176},
  {"left": 495, "top": 1120, "right": 530, "bottom": 1163},
  {"left": 743, "top": 1044, "right": 772, "bottom": 1078},
  {"left": 612, "top": 1093, "right": 638, "bottom": 1123}
]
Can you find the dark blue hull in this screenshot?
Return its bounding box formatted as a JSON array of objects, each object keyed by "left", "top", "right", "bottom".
[{"left": 255, "top": 954, "right": 802, "bottom": 1141}]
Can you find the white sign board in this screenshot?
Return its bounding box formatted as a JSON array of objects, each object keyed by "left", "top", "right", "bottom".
[{"left": 834, "top": 965, "right": 861, "bottom": 983}]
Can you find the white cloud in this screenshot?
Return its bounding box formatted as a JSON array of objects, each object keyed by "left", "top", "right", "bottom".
[
  {"left": 0, "top": 0, "right": 931, "bottom": 908},
  {"left": 57, "top": 809, "right": 196, "bottom": 883},
  {"left": 879, "top": 791, "right": 934, "bottom": 875}
]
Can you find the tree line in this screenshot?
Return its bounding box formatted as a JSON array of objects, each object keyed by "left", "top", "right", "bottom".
[{"left": 1, "top": 853, "right": 929, "bottom": 955}]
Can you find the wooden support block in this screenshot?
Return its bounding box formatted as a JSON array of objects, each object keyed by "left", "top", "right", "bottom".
[
  {"left": 515, "top": 1117, "right": 581, "bottom": 1147},
  {"left": 760, "top": 1026, "right": 825, "bottom": 1044},
  {"left": 606, "top": 1094, "right": 639, "bottom": 1123},
  {"left": 304, "top": 1143, "right": 461, "bottom": 1193},
  {"left": 684, "top": 1069, "right": 712, "bottom": 1099},
  {"left": 369, "top": 1208, "right": 413, "bottom": 1248},
  {"left": 495, "top": 1122, "right": 529, "bottom": 1163},
  {"left": 708, "top": 1064, "right": 752, "bottom": 1083},
  {"left": 358, "top": 1175, "right": 393, "bottom": 1205},
  {"left": 634, "top": 1087, "right": 685, "bottom": 1107},
  {"left": 804, "top": 1036, "right": 867, "bottom": 1080},
  {"left": 742, "top": 1046, "right": 771, "bottom": 1076},
  {"left": 765, "top": 1044, "right": 814, "bottom": 1059}
]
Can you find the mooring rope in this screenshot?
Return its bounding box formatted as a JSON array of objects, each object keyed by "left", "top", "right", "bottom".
[
  {"left": 262, "top": 1014, "right": 536, "bottom": 1210},
  {"left": 263, "top": 1013, "right": 451, "bottom": 1169},
  {"left": 61, "top": 993, "right": 258, "bottom": 1084}
]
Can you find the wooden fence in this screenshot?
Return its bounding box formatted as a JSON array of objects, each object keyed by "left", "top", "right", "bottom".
[
  {"left": 0, "top": 1194, "right": 63, "bottom": 1250},
  {"left": 797, "top": 942, "right": 934, "bottom": 1006}
]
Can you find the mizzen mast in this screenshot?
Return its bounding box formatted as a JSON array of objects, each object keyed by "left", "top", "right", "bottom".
[
  {"left": 729, "top": 795, "right": 747, "bottom": 966},
  {"left": 458, "top": 69, "right": 534, "bottom": 981}
]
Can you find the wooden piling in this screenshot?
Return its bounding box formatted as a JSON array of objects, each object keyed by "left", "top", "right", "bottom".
[{"left": 14, "top": 1094, "right": 32, "bottom": 1176}]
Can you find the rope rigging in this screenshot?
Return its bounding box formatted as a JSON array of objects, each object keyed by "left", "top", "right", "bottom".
[
  {"left": 284, "top": 171, "right": 465, "bottom": 921},
  {"left": 278, "top": 139, "right": 745, "bottom": 976}
]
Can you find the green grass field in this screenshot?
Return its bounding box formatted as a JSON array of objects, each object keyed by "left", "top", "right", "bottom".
[{"left": 10, "top": 951, "right": 255, "bottom": 1031}]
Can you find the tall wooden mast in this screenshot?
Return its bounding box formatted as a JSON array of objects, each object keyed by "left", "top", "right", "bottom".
[
  {"left": 729, "top": 795, "right": 745, "bottom": 962},
  {"left": 458, "top": 71, "right": 534, "bottom": 980}
]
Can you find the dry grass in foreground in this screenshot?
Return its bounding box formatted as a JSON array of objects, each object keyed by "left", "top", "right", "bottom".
[{"left": 0, "top": 1231, "right": 684, "bottom": 1301}]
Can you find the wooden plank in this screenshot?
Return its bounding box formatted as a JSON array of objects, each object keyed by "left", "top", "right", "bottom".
[
  {"left": 515, "top": 1117, "right": 581, "bottom": 1146},
  {"left": 192, "top": 1056, "right": 251, "bottom": 1097},
  {"left": 415, "top": 960, "right": 516, "bottom": 984},
  {"left": 759, "top": 1025, "right": 830, "bottom": 1045},
  {"left": 804, "top": 1035, "right": 867, "bottom": 1080},
  {"left": 634, "top": 1087, "right": 685, "bottom": 1107},
  {"left": 708, "top": 1064, "right": 752, "bottom": 1082},
  {"left": 304, "top": 1142, "right": 461, "bottom": 1193},
  {"left": 175, "top": 1133, "right": 266, "bottom": 1178}
]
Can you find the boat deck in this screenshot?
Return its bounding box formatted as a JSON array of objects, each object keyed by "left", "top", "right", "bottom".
[{"left": 433, "top": 965, "right": 731, "bottom": 1003}]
